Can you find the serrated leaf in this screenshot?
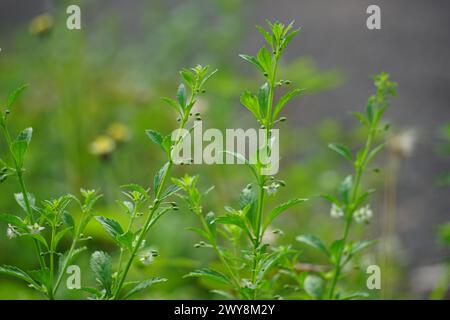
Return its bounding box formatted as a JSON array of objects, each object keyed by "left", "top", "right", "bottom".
[
  {"left": 90, "top": 251, "right": 112, "bottom": 296},
  {"left": 296, "top": 234, "right": 329, "bottom": 257},
  {"left": 0, "top": 265, "right": 40, "bottom": 288},
  {"left": 95, "top": 216, "right": 124, "bottom": 239},
  {"left": 184, "top": 268, "right": 233, "bottom": 287},
  {"left": 273, "top": 88, "right": 303, "bottom": 119},
  {"left": 264, "top": 198, "right": 307, "bottom": 231},
  {"left": 122, "top": 277, "right": 167, "bottom": 299},
  {"left": 304, "top": 274, "right": 324, "bottom": 299}
]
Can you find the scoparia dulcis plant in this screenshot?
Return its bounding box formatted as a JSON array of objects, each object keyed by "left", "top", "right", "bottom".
[
  {"left": 296, "top": 72, "right": 397, "bottom": 300},
  {"left": 89, "top": 65, "right": 217, "bottom": 300},
  {"left": 0, "top": 85, "right": 102, "bottom": 299},
  {"left": 174, "top": 21, "right": 307, "bottom": 300}
]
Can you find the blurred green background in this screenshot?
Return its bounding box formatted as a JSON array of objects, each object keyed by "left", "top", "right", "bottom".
[{"left": 0, "top": 0, "right": 448, "bottom": 299}]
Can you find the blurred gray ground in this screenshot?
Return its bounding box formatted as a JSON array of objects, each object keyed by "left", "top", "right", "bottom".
[{"left": 1, "top": 0, "right": 449, "bottom": 282}]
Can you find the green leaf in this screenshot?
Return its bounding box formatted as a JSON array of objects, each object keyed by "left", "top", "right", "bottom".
[
  {"left": 328, "top": 143, "right": 353, "bottom": 162},
  {"left": 184, "top": 268, "right": 233, "bottom": 287},
  {"left": 14, "top": 192, "right": 35, "bottom": 213},
  {"left": 122, "top": 277, "right": 167, "bottom": 299},
  {"left": 116, "top": 231, "right": 134, "bottom": 251},
  {"left": 154, "top": 162, "right": 170, "bottom": 196},
  {"left": 257, "top": 83, "right": 269, "bottom": 118},
  {"left": 264, "top": 198, "right": 307, "bottom": 231},
  {"left": 205, "top": 211, "right": 216, "bottom": 236},
  {"left": 273, "top": 88, "right": 303, "bottom": 119},
  {"left": 90, "top": 251, "right": 112, "bottom": 296},
  {"left": 296, "top": 234, "right": 329, "bottom": 257},
  {"left": 330, "top": 239, "right": 345, "bottom": 264},
  {"left": 342, "top": 292, "right": 370, "bottom": 300},
  {"left": 95, "top": 216, "right": 124, "bottom": 239},
  {"left": 180, "top": 69, "right": 195, "bottom": 87},
  {"left": 29, "top": 267, "right": 51, "bottom": 289},
  {"left": 366, "top": 143, "right": 385, "bottom": 164},
  {"left": 304, "top": 274, "right": 324, "bottom": 299},
  {"left": 53, "top": 228, "right": 71, "bottom": 250},
  {"left": 161, "top": 97, "right": 182, "bottom": 116},
  {"left": 257, "top": 250, "right": 288, "bottom": 283},
  {"left": 11, "top": 128, "right": 33, "bottom": 167},
  {"left": 339, "top": 176, "right": 353, "bottom": 204},
  {"left": 7, "top": 84, "right": 29, "bottom": 107},
  {"left": 351, "top": 111, "right": 369, "bottom": 127},
  {"left": 320, "top": 194, "right": 341, "bottom": 207},
  {"left": 62, "top": 211, "right": 75, "bottom": 229},
  {"left": 199, "top": 69, "right": 218, "bottom": 88},
  {"left": 0, "top": 213, "right": 27, "bottom": 229},
  {"left": 257, "top": 47, "right": 272, "bottom": 75},
  {"left": 0, "top": 265, "right": 40, "bottom": 288},
  {"left": 349, "top": 240, "right": 377, "bottom": 256},
  {"left": 176, "top": 83, "right": 187, "bottom": 109},
  {"left": 145, "top": 129, "right": 166, "bottom": 152},
  {"left": 240, "top": 91, "right": 262, "bottom": 121},
  {"left": 121, "top": 183, "right": 150, "bottom": 200},
  {"left": 239, "top": 54, "right": 265, "bottom": 73}
]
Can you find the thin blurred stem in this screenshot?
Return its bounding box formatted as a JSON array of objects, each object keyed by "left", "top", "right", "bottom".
[{"left": 328, "top": 124, "right": 376, "bottom": 299}]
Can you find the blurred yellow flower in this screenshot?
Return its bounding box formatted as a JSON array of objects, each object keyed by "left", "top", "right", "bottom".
[
  {"left": 29, "top": 13, "right": 54, "bottom": 36},
  {"left": 89, "top": 135, "right": 116, "bottom": 157},
  {"left": 107, "top": 122, "right": 131, "bottom": 143}
]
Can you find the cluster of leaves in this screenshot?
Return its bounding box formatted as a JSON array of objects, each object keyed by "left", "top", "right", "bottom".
[
  {"left": 0, "top": 86, "right": 101, "bottom": 299},
  {"left": 174, "top": 21, "right": 308, "bottom": 299}
]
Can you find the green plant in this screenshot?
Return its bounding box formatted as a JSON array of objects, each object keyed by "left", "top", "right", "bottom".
[
  {"left": 296, "top": 72, "right": 397, "bottom": 299},
  {"left": 0, "top": 85, "right": 101, "bottom": 299},
  {"left": 174, "top": 21, "right": 307, "bottom": 299},
  {"left": 89, "top": 65, "right": 217, "bottom": 300}
]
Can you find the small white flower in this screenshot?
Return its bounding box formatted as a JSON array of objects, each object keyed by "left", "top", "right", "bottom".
[
  {"left": 6, "top": 224, "right": 18, "bottom": 239},
  {"left": 354, "top": 205, "right": 373, "bottom": 224},
  {"left": 139, "top": 250, "right": 158, "bottom": 266},
  {"left": 27, "top": 223, "right": 45, "bottom": 234},
  {"left": 330, "top": 204, "right": 344, "bottom": 218},
  {"left": 264, "top": 182, "right": 281, "bottom": 196}
]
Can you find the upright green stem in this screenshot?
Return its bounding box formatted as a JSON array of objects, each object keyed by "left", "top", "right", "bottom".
[
  {"left": 328, "top": 125, "right": 377, "bottom": 299},
  {"left": 112, "top": 114, "right": 189, "bottom": 299},
  {"left": 251, "top": 54, "right": 280, "bottom": 300},
  {"left": 1, "top": 124, "right": 46, "bottom": 270}
]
